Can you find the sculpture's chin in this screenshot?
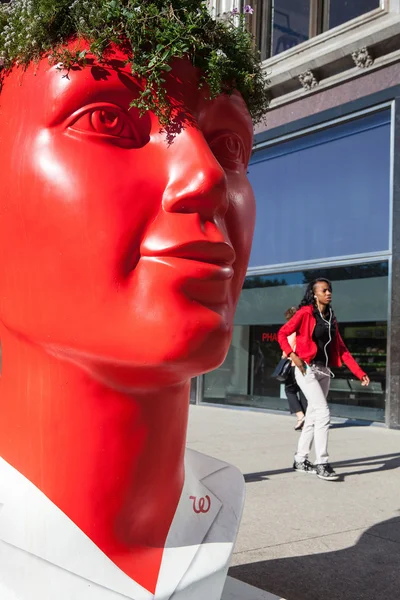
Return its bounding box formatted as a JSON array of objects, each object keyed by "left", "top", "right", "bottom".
[{"left": 63, "top": 327, "right": 233, "bottom": 391}]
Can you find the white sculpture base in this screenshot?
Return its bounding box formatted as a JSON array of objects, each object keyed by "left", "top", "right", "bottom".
[{"left": 0, "top": 449, "right": 245, "bottom": 599}]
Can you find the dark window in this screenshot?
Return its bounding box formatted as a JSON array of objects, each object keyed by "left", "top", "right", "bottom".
[
  {"left": 326, "top": 0, "right": 381, "bottom": 30},
  {"left": 257, "top": 0, "right": 381, "bottom": 60}
]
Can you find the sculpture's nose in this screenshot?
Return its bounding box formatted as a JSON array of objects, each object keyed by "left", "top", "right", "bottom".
[{"left": 162, "top": 128, "right": 228, "bottom": 221}]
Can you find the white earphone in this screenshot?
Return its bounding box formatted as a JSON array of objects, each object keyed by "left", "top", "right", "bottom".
[{"left": 314, "top": 295, "right": 334, "bottom": 377}]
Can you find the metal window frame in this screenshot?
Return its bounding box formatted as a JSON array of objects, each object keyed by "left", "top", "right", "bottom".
[
  {"left": 253, "top": 101, "right": 392, "bottom": 153},
  {"left": 257, "top": 0, "right": 273, "bottom": 60},
  {"left": 310, "top": 0, "right": 323, "bottom": 37},
  {"left": 385, "top": 98, "right": 397, "bottom": 427},
  {"left": 321, "top": 0, "right": 330, "bottom": 32},
  {"left": 246, "top": 252, "right": 391, "bottom": 277}
]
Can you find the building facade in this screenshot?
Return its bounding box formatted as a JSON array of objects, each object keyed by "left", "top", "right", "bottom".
[{"left": 193, "top": 0, "right": 400, "bottom": 428}]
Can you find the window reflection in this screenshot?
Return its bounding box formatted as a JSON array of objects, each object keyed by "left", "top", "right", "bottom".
[
  {"left": 327, "top": 0, "right": 380, "bottom": 30},
  {"left": 248, "top": 110, "right": 391, "bottom": 268},
  {"left": 272, "top": 0, "right": 310, "bottom": 56},
  {"left": 256, "top": 0, "right": 382, "bottom": 60},
  {"left": 204, "top": 326, "right": 250, "bottom": 402}
]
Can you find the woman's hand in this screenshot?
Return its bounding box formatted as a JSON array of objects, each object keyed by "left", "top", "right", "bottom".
[
  {"left": 361, "top": 375, "right": 370, "bottom": 387},
  {"left": 290, "top": 353, "right": 306, "bottom": 375}
]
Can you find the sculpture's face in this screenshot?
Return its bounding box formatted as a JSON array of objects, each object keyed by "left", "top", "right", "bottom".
[{"left": 0, "top": 52, "right": 255, "bottom": 388}]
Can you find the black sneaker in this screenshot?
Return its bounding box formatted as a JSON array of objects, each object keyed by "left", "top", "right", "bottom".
[
  {"left": 315, "top": 463, "right": 339, "bottom": 481},
  {"left": 293, "top": 459, "right": 316, "bottom": 474}
]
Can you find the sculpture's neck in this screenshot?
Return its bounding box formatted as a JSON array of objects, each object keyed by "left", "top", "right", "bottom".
[{"left": 0, "top": 330, "right": 189, "bottom": 591}]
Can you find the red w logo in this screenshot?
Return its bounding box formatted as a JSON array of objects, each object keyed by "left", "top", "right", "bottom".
[{"left": 189, "top": 495, "right": 211, "bottom": 514}]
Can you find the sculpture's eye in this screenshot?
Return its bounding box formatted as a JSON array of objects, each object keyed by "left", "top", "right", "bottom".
[
  {"left": 66, "top": 104, "right": 149, "bottom": 149},
  {"left": 208, "top": 132, "right": 247, "bottom": 171}
]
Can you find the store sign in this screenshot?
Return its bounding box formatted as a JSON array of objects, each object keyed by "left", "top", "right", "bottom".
[{"left": 262, "top": 332, "right": 279, "bottom": 343}]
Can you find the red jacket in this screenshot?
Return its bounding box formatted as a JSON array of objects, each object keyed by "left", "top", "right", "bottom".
[{"left": 278, "top": 305, "right": 366, "bottom": 380}]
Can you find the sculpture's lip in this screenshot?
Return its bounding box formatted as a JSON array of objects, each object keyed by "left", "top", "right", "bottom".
[{"left": 141, "top": 241, "right": 236, "bottom": 267}]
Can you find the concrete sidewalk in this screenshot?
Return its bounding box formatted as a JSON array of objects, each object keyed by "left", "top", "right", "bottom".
[{"left": 187, "top": 405, "right": 400, "bottom": 600}]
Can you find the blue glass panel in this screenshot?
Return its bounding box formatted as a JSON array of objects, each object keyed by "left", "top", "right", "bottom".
[{"left": 248, "top": 110, "right": 391, "bottom": 268}]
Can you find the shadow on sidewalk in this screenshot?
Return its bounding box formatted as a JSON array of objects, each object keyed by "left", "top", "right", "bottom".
[
  {"left": 244, "top": 452, "right": 400, "bottom": 482},
  {"left": 229, "top": 516, "right": 400, "bottom": 600},
  {"left": 330, "top": 419, "right": 375, "bottom": 429}
]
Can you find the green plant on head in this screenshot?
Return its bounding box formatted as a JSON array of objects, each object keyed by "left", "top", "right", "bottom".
[{"left": 0, "top": 0, "right": 269, "bottom": 128}]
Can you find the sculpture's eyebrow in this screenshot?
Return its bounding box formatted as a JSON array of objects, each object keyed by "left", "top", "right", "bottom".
[{"left": 46, "top": 66, "right": 143, "bottom": 127}]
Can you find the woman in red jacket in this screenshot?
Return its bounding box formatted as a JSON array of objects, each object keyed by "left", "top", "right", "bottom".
[{"left": 278, "top": 278, "right": 370, "bottom": 481}]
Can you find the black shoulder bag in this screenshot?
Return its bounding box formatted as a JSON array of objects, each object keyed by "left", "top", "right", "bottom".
[{"left": 272, "top": 358, "right": 292, "bottom": 382}]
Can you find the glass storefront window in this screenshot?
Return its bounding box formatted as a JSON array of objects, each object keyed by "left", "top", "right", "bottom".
[
  {"left": 203, "top": 326, "right": 250, "bottom": 402},
  {"left": 202, "top": 262, "right": 388, "bottom": 422}
]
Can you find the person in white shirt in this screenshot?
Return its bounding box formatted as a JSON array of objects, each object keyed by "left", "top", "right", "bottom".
[{"left": 282, "top": 307, "right": 308, "bottom": 430}]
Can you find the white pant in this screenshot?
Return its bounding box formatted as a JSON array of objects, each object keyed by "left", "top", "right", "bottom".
[{"left": 294, "top": 365, "right": 331, "bottom": 465}]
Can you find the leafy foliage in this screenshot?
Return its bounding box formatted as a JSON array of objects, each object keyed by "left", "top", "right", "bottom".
[{"left": 0, "top": 0, "right": 269, "bottom": 126}]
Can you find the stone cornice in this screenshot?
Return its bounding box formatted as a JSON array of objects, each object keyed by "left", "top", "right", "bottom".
[{"left": 262, "top": 8, "right": 400, "bottom": 106}]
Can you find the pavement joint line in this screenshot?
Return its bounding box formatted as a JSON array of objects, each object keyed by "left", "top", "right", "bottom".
[{"left": 232, "top": 525, "right": 381, "bottom": 556}]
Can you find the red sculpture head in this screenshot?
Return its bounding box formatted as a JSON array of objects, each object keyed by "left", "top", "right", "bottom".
[
  {"left": 0, "top": 46, "right": 256, "bottom": 592},
  {"left": 0, "top": 49, "right": 255, "bottom": 390}
]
